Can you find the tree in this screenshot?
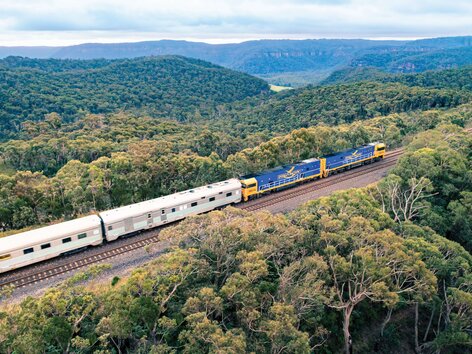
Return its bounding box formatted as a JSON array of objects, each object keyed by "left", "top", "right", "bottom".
[
  {"left": 402, "top": 224, "right": 472, "bottom": 352},
  {"left": 375, "top": 174, "right": 435, "bottom": 223},
  {"left": 322, "top": 225, "right": 436, "bottom": 353},
  {"left": 448, "top": 192, "right": 472, "bottom": 251},
  {"left": 262, "top": 303, "right": 311, "bottom": 354},
  {"left": 291, "top": 191, "right": 437, "bottom": 353}
]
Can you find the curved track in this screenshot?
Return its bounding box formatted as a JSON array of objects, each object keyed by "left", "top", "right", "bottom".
[{"left": 0, "top": 148, "right": 403, "bottom": 290}]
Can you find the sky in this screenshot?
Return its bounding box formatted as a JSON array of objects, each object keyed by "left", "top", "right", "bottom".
[{"left": 0, "top": 0, "right": 471, "bottom": 46}]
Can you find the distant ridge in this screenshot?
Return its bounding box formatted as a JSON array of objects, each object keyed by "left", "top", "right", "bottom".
[{"left": 1, "top": 36, "right": 471, "bottom": 86}]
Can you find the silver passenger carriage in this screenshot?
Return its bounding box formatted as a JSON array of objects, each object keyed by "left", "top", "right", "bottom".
[
  {"left": 0, "top": 215, "right": 103, "bottom": 273},
  {"left": 100, "top": 179, "right": 242, "bottom": 241}
]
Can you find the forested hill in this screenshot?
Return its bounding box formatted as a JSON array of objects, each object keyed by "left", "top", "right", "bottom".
[
  {"left": 322, "top": 65, "right": 472, "bottom": 91},
  {"left": 350, "top": 46, "right": 472, "bottom": 73},
  {"left": 215, "top": 78, "right": 472, "bottom": 135},
  {"left": 0, "top": 56, "right": 269, "bottom": 139}
]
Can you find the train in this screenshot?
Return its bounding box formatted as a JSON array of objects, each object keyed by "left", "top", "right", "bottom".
[{"left": 0, "top": 142, "right": 385, "bottom": 273}]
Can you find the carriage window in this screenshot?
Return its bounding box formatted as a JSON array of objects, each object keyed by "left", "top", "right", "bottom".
[
  {"left": 161, "top": 210, "right": 165, "bottom": 215},
  {"left": 148, "top": 213, "right": 152, "bottom": 218},
  {"left": 0, "top": 254, "right": 11, "bottom": 260},
  {"left": 191, "top": 202, "right": 198, "bottom": 207},
  {"left": 108, "top": 225, "right": 113, "bottom": 231},
  {"left": 209, "top": 197, "right": 215, "bottom": 202},
  {"left": 171, "top": 208, "right": 176, "bottom": 213},
  {"left": 78, "top": 233, "right": 87, "bottom": 239},
  {"left": 41, "top": 243, "right": 51, "bottom": 249},
  {"left": 62, "top": 237, "right": 72, "bottom": 244},
  {"left": 226, "top": 192, "right": 233, "bottom": 197},
  {"left": 23, "top": 248, "right": 34, "bottom": 255}
]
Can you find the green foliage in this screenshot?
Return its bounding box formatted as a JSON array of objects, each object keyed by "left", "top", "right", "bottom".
[
  {"left": 374, "top": 124, "right": 472, "bottom": 250},
  {"left": 1, "top": 184, "right": 470, "bottom": 353},
  {"left": 323, "top": 65, "right": 472, "bottom": 92},
  {"left": 0, "top": 55, "right": 269, "bottom": 139},
  {"left": 216, "top": 81, "right": 470, "bottom": 136},
  {"left": 0, "top": 113, "right": 251, "bottom": 176},
  {"left": 1, "top": 103, "right": 471, "bottom": 233},
  {"left": 321, "top": 67, "right": 391, "bottom": 86}
]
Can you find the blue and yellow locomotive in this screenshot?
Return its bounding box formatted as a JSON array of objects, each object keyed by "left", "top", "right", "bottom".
[{"left": 240, "top": 142, "right": 385, "bottom": 201}]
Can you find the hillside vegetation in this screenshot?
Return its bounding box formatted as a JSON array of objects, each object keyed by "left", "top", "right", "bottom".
[
  {"left": 0, "top": 49, "right": 471, "bottom": 354},
  {"left": 0, "top": 56, "right": 269, "bottom": 139},
  {"left": 1, "top": 62, "right": 472, "bottom": 233},
  {"left": 322, "top": 65, "right": 472, "bottom": 91},
  {"left": 351, "top": 46, "right": 472, "bottom": 73},
  {"left": 1, "top": 125, "right": 471, "bottom": 353},
  {"left": 3, "top": 63, "right": 471, "bottom": 176},
  {"left": 216, "top": 81, "right": 471, "bottom": 135}
]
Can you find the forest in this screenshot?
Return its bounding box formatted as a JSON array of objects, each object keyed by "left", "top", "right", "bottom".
[
  {"left": 215, "top": 80, "right": 471, "bottom": 135},
  {"left": 1, "top": 61, "right": 472, "bottom": 234},
  {"left": 0, "top": 56, "right": 471, "bottom": 353},
  {"left": 0, "top": 56, "right": 269, "bottom": 139},
  {"left": 0, "top": 102, "right": 470, "bottom": 234},
  {"left": 0, "top": 125, "right": 471, "bottom": 353},
  {"left": 322, "top": 65, "right": 472, "bottom": 92}
]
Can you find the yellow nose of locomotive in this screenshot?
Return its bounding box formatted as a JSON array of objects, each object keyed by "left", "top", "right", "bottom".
[
  {"left": 374, "top": 142, "right": 386, "bottom": 158},
  {"left": 240, "top": 178, "right": 258, "bottom": 201}
]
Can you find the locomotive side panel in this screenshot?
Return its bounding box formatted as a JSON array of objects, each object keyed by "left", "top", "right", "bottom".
[
  {"left": 322, "top": 144, "right": 377, "bottom": 176},
  {"left": 240, "top": 158, "right": 321, "bottom": 201}
]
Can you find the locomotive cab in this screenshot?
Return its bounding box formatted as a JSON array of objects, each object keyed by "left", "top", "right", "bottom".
[
  {"left": 374, "top": 142, "right": 386, "bottom": 158},
  {"left": 240, "top": 177, "right": 258, "bottom": 202}
]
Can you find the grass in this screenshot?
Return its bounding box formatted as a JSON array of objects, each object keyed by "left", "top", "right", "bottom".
[
  {"left": 269, "top": 84, "right": 293, "bottom": 92},
  {"left": 259, "top": 69, "right": 333, "bottom": 88}
]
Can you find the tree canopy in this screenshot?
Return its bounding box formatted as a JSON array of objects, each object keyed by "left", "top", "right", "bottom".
[{"left": 0, "top": 56, "right": 269, "bottom": 139}]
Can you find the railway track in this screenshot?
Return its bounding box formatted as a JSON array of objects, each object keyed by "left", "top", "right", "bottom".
[
  {"left": 0, "top": 149, "right": 403, "bottom": 291},
  {"left": 0, "top": 233, "right": 164, "bottom": 290}
]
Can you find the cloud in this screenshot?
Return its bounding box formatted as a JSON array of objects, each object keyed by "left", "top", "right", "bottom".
[{"left": 0, "top": 0, "right": 471, "bottom": 45}]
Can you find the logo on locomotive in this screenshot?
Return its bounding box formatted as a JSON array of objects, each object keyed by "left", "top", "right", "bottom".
[
  {"left": 345, "top": 150, "right": 362, "bottom": 161},
  {"left": 278, "top": 166, "right": 301, "bottom": 179}
]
